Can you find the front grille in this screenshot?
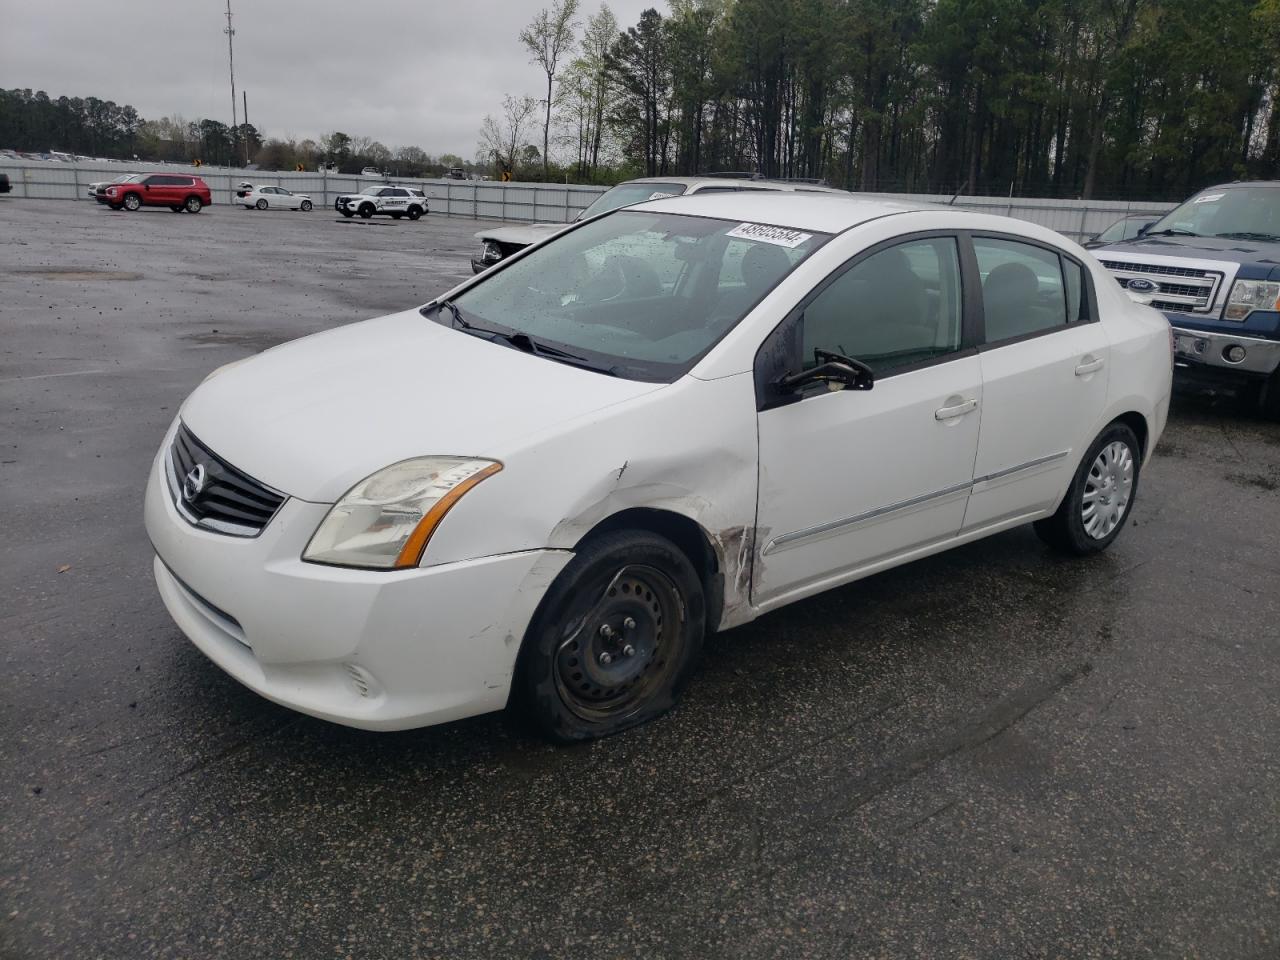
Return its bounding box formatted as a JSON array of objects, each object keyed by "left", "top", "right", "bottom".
[
  {"left": 1101, "top": 258, "right": 1223, "bottom": 314},
  {"left": 166, "top": 424, "right": 285, "bottom": 537}
]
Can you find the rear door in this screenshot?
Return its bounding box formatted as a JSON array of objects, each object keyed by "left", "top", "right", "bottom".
[{"left": 963, "top": 234, "right": 1111, "bottom": 530}]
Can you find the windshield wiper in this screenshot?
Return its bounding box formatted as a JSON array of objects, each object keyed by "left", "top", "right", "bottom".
[
  {"left": 1214, "top": 231, "right": 1280, "bottom": 242},
  {"left": 1144, "top": 228, "right": 1201, "bottom": 238},
  {"left": 428, "top": 301, "right": 619, "bottom": 376}
]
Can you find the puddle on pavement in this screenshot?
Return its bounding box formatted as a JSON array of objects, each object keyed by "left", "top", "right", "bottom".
[
  {"left": 181, "top": 331, "right": 292, "bottom": 350},
  {"left": 14, "top": 268, "right": 142, "bottom": 281}
]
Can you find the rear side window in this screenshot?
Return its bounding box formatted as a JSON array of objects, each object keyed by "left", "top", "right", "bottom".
[{"left": 974, "top": 238, "right": 1069, "bottom": 343}]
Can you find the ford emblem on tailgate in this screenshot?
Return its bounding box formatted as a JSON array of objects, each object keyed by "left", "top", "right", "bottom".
[{"left": 1125, "top": 278, "right": 1157, "bottom": 293}]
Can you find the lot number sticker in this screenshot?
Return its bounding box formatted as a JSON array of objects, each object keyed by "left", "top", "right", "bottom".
[
  {"left": 1194, "top": 193, "right": 1225, "bottom": 204},
  {"left": 726, "top": 222, "right": 813, "bottom": 248}
]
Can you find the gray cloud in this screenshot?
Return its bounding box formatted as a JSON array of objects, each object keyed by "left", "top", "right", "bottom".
[{"left": 1, "top": 0, "right": 659, "bottom": 157}]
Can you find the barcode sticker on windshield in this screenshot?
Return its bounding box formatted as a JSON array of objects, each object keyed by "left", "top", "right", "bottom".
[
  {"left": 1194, "top": 193, "right": 1225, "bottom": 204},
  {"left": 726, "top": 222, "right": 813, "bottom": 248}
]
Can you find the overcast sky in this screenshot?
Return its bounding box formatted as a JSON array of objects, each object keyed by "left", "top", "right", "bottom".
[{"left": 2, "top": 0, "right": 660, "bottom": 157}]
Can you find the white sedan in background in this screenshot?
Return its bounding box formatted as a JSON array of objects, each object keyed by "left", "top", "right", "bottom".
[
  {"left": 237, "top": 183, "right": 314, "bottom": 211},
  {"left": 145, "top": 193, "right": 1172, "bottom": 743}
]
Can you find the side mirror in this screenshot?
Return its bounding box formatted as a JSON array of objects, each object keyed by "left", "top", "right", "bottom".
[{"left": 777, "top": 353, "right": 874, "bottom": 395}]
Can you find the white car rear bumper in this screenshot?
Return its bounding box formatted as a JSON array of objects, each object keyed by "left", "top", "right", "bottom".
[{"left": 144, "top": 446, "right": 570, "bottom": 731}]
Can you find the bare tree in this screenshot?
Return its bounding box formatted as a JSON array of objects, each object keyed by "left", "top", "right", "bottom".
[
  {"left": 520, "top": 0, "right": 581, "bottom": 179},
  {"left": 478, "top": 94, "right": 539, "bottom": 178}
]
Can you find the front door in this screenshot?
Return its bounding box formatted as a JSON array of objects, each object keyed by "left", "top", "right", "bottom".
[{"left": 753, "top": 235, "right": 983, "bottom": 608}]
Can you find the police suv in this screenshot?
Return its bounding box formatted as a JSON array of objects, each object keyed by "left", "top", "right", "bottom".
[{"left": 335, "top": 185, "right": 429, "bottom": 220}]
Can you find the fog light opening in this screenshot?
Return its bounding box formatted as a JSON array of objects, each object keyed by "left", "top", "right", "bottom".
[{"left": 1224, "top": 344, "right": 1247, "bottom": 364}]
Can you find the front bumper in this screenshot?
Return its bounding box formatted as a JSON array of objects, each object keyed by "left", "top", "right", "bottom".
[
  {"left": 1171, "top": 325, "right": 1280, "bottom": 379},
  {"left": 144, "top": 444, "right": 571, "bottom": 731}
]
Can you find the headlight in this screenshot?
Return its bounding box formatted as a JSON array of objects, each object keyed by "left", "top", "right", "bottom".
[
  {"left": 107, "top": 187, "right": 117, "bottom": 196},
  {"left": 303, "top": 457, "right": 501, "bottom": 569},
  {"left": 1224, "top": 279, "right": 1280, "bottom": 320},
  {"left": 481, "top": 240, "right": 503, "bottom": 262}
]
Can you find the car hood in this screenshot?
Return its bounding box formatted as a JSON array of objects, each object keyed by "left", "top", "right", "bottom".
[
  {"left": 473, "top": 222, "right": 568, "bottom": 247},
  {"left": 179, "top": 308, "right": 662, "bottom": 502},
  {"left": 1099, "top": 234, "right": 1280, "bottom": 267}
]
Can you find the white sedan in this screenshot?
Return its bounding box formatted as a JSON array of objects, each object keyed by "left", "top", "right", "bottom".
[
  {"left": 144, "top": 193, "right": 1172, "bottom": 742},
  {"left": 236, "top": 183, "right": 314, "bottom": 211}
]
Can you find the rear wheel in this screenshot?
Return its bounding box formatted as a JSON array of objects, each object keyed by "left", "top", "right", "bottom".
[
  {"left": 255, "top": 198, "right": 268, "bottom": 210},
  {"left": 407, "top": 205, "right": 423, "bottom": 220},
  {"left": 1034, "top": 422, "right": 1141, "bottom": 555},
  {"left": 122, "top": 193, "right": 142, "bottom": 212},
  {"left": 184, "top": 195, "right": 203, "bottom": 213},
  {"left": 517, "top": 530, "right": 705, "bottom": 742},
  {"left": 300, "top": 199, "right": 313, "bottom": 212},
  {"left": 358, "top": 203, "right": 374, "bottom": 219}
]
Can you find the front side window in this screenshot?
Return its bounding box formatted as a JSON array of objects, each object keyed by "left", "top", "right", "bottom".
[
  {"left": 974, "top": 237, "right": 1069, "bottom": 342},
  {"left": 801, "top": 237, "right": 964, "bottom": 375},
  {"left": 439, "top": 211, "right": 828, "bottom": 381}
]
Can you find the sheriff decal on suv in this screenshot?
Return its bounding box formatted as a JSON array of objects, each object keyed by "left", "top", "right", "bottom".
[{"left": 335, "top": 185, "right": 429, "bottom": 220}]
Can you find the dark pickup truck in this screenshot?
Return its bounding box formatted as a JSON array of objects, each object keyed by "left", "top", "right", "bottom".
[{"left": 1097, "top": 181, "right": 1280, "bottom": 417}]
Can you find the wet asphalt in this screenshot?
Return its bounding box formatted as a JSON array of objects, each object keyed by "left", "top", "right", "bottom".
[{"left": 1, "top": 198, "right": 1278, "bottom": 960}]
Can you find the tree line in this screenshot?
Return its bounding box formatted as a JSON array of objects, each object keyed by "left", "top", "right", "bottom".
[
  {"left": 0, "top": 88, "right": 475, "bottom": 177},
  {"left": 489, "top": 0, "right": 1280, "bottom": 200}
]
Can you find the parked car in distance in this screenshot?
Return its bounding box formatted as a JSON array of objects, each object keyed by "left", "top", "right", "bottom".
[
  {"left": 1096, "top": 181, "right": 1280, "bottom": 416},
  {"left": 103, "top": 173, "right": 212, "bottom": 213},
  {"left": 334, "top": 185, "right": 428, "bottom": 220},
  {"left": 471, "top": 175, "right": 849, "bottom": 273},
  {"left": 237, "top": 183, "right": 314, "bottom": 211},
  {"left": 1083, "top": 214, "right": 1158, "bottom": 249},
  {"left": 146, "top": 193, "right": 1172, "bottom": 743},
  {"left": 360, "top": 166, "right": 385, "bottom": 178},
  {"left": 87, "top": 173, "right": 138, "bottom": 200}
]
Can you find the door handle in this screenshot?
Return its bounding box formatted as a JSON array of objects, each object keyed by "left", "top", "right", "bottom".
[
  {"left": 935, "top": 398, "right": 978, "bottom": 421},
  {"left": 1075, "top": 355, "right": 1105, "bottom": 376}
]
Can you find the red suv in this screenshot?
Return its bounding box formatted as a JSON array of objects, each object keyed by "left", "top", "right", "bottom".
[{"left": 103, "top": 173, "right": 212, "bottom": 213}]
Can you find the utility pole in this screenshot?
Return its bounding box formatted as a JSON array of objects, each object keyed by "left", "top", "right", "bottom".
[
  {"left": 243, "top": 90, "right": 250, "bottom": 165},
  {"left": 224, "top": 0, "right": 238, "bottom": 167}
]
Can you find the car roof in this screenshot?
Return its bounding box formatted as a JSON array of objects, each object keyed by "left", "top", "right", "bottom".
[
  {"left": 635, "top": 190, "right": 936, "bottom": 234},
  {"left": 1199, "top": 180, "right": 1280, "bottom": 191},
  {"left": 626, "top": 175, "right": 845, "bottom": 193}
]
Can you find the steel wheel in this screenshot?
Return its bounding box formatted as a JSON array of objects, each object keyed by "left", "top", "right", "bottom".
[
  {"left": 552, "top": 564, "right": 683, "bottom": 724},
  {"left": 1081, "top": 440, "right": 1134, "bottom": 539}
]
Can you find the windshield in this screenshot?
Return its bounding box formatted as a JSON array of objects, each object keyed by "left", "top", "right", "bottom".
[
  {"left": 1149, "top": 186, "right": 1280, "bottom": 240},
  {"left": 1097, "top": 217, "right": 1145, "bottom": 243},
  {"left": 433, "top": 210, "right": 827, "bottom": 381},
  {"left": 579, "top": 182, "right": 688, "bottom": 220}
]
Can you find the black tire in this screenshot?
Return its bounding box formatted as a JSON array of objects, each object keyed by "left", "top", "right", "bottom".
[
  {"left": 358, "top": 203, "right": 374, "bottom": 219},
  {"left": 122, "top": 193, "right": 142, "bottom": 212},
  {"left": 407, "top": 206, "right": 422, "bottom": 220},
  {"left": 1034, "top": 422, "right": 1141, "bottom": 555},
  {"left": 1257, "top": 370, "right": 1280, "bottom": 421},
  {"left": 184, "top": 195, "right": 203, "bottom": 213},
  {"left": 517, "top": 530, "right": 705, "bottom": 742},
  {"left": 255, "top": 198, "right": 268, "bottom": 210},
  {"left": 300, "top": 199, "right": 313, "bottom": 212},
  {"left": 341, "top": 210, "right": 354, "bottom": 218}
]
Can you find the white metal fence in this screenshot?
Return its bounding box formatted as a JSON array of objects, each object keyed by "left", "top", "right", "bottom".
[{"left": 0, "top": 158, "right": 1176, "bottom": 241}]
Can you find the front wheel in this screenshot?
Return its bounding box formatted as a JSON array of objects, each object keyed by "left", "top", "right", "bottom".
[
  {"left": 358, "top": 203, "right": 374, "bottom": 219},
  {"left": 255, "top": 198, "right": 268, "bottom": 210},
  {"left": 122, "top": 193, "right": 142, "bottom": 212},
  {"left": 184, "top": 195, "right": 203, "bottom": 213},
  {"left": 300, "top": 200, "right": 313, "bottom": 212},
  {"left": 1034, "top": 422, "right": 1141, "bottom": 555},
  {"left": 517, "top": 530, "right": 705, "bottom": 742}
]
